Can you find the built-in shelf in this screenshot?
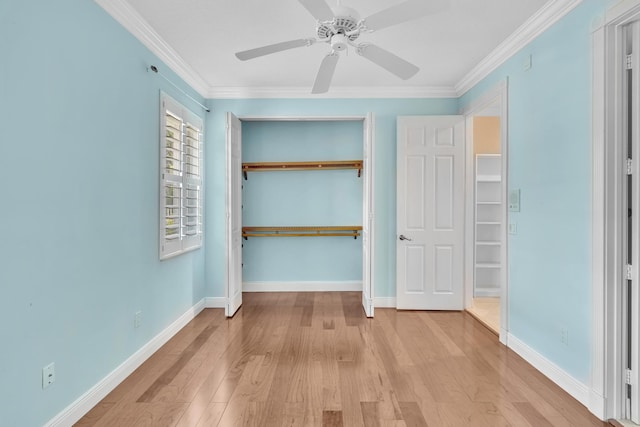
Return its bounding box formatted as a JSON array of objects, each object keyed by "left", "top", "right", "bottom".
[
  {"left": 476, "top": 263, "right": 501, "bottom": 269},
  {"left": 242, "top": 160, "right": 363, "bottom": 180},
  {"left": 476, "top": 175, "right": 502, "bottom": 182},
  {"left": 476, "top": 241, "right": 501, "bottom": 246},
  {"left": 475, "top": 154, "right": 502, "bottom": 298},
  {"left": 242, "top": 226, "right": 362, "bottom": 239}
]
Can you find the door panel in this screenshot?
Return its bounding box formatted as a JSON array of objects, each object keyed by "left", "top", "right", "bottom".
[
  {"left": 435, "top": 156, "right": 454, "bottom": 229},
  {"left": 225, "top": 113, "right": 242, "bottom": 317},
  {"left": 362, "top": 113, "right": 374, "bottom": 317},
  {"left": 397, "top": 116, "right": 465, "bottom": 310},
  {"left": 627, "top": 21, "right": 640, "bottom": 423}
]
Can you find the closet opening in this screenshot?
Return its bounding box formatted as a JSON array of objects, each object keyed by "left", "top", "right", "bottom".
[
  {"left": 225, "top": 114, "right": 374, "bottom": 318},
  {"left": 462, "top": 80, "right": 508, "bottom": 344}
]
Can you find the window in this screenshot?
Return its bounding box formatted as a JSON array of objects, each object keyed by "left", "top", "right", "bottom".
[{"left": 160, "top": 93, "right": 204, "bottom": 259}]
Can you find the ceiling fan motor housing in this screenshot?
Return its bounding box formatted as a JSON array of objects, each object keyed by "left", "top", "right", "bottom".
[{"left": 317, "top": 6, "right": 361, "bottom": 42}]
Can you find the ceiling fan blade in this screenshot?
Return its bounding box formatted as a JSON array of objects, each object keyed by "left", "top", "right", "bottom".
[
  {"left": 235, "top": 38, "right": 314, "bottom": 61},
  {"left": 298, "top": 0, "right": 335, "bottom": 21},
  {"left": 363, "top": 0, "right": 448, "bottom": 31},
  {"left": 357, "top": 44, "right": 419, "bottom": 80},
  {"left": 312, "top": 53, "right": 339, "bottom": 94}
]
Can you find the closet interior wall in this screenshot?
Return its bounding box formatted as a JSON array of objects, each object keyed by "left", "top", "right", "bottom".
[{"left": 241, "top": 120, "right": 364, "bottom": 286}]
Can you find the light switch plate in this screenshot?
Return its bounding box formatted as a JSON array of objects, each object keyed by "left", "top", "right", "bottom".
[
  {"left": 508, "top": 189, "right": 521, "bottom": 212},
  {"left": 43, "top": 362, "right": 55, "bottom": 389}
]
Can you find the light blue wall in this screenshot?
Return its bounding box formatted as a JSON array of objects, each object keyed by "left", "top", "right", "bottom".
[
  {"left": 242, "top": 121, "right": 363, "bottom": 282},
  {"left": 459, "top": 0, "right": 608, "bottom": 383},
  {"left": 0, "top": 1, "right": 207, "bottom": 425},
  {"left": 0, "top": 0, "right": 615, "bottom": 423},
  {"left": 205, "top": 99, "right": 458, "bottom": 298}
]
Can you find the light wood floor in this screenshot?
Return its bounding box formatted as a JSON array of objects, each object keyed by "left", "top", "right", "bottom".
[
  {"left": 466, "top": 297, "right": 500, "bottom": 334},
  {"left": 76, "top": 292, "right": 607, "bottom": 426}
]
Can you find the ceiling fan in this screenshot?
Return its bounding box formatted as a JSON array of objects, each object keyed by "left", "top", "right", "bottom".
[{"left": 235, "top": 0, "right": 448, "bottom": 94}]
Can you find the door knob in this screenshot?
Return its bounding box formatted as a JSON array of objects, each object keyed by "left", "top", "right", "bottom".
[{"left": 399, "top": 235, "right": 412, "bottom": 241}]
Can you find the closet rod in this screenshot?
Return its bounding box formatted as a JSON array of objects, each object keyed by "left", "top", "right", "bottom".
[
  {"left": 242, "top": 226, "right": 362, "bottom": 239},
  {"left": 242, "top": 160, "right": 362, "bottom": 179}
]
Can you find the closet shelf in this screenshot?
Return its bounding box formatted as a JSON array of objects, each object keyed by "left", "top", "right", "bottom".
[
  {"left": 242, "top": 160, "right": 363, "bottom": 180},
  {"left": 242, "top": 226, "right": 362, "bottom": 239}
]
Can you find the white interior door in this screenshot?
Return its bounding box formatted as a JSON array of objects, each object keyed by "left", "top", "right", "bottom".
[
  {"left": 362, "top": 113, "right": 374, "bottom": 317},
  {"left": 225, "top": 113, "right": 242, "bottom": 317},
  {"left": 396, "top": 116, "right": 465, "bottom": 310}
]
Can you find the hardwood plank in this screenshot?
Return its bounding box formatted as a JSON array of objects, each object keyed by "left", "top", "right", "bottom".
[
  {"left": 75, "top": 292, "right": 607, "bottom": 427},
  {"left": 137, "top": 323, "right": 219, "bottom": 402},
  {"left": 322, "top": 410, "right": 344, "bottom": 426},
  {"left": 73, "top": 402, "right": 115, "bottom": 426},
  {"left": 398, "top": 402, "right": 428, "bottom": 427},
  {"left": 512, "top": 402, "right": 554, "bottom": 427},
  {"left": 194, "top": 402, "right": 227, "bottom": 427},
  {"left": 360, "top": 402, "right": 381, "bottom": 427},
  {"left": 132, "top": 402, "right": 188, "bottom": 427}
]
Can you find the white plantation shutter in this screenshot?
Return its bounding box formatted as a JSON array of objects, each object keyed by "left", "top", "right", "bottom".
[{"left": 160, "top": 93, "right": 204, "bottom": 259}]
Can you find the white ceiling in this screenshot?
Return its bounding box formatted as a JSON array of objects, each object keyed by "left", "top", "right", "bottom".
[{"left": 110, "top": 0, "right": 564, "bottom": 97}]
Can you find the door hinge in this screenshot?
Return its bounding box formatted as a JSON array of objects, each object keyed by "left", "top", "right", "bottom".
[
  {"left": 626, "top": 369, "right": 633, "bottom": 385},
  {"left": 627, "top": 54, "right": 633, "bottom": 70},
  {"left": 626, "top": 264, "right": 633, "bottom": 280},
  {"left": 627, "top": 158, "right": 633, "bottom": 175}
]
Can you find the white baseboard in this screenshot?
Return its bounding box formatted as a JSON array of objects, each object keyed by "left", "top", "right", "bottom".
[
  {"left": 374, "top": 297, "right": 397, "bottom": 308},
  {"left": 242, "top": 281, "right": 362, "bottom": 292},
  {"left": 507, "top": 333, "right": 590, "bottom": 409},
  {"left": 204, "top": 297, "right": 226, "bottom": 308},
  {"left": 588, "top": 389, "right": 606, "bottom": 421},
  {"left": 45, "top": 299, "right": 206, "bottom": 427}
]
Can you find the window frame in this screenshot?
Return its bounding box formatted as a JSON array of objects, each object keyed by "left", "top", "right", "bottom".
[{"left": 159, "top": 92, "right": 204, "bottom": 260}]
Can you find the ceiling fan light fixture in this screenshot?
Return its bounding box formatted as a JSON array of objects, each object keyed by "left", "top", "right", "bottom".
[{"left": 330, "top": 34, "right": 349, "bottom": 51}]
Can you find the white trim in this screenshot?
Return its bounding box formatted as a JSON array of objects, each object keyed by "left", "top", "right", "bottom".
[
  {"left": 374, "top": 297, "right": 397, "bottom": 308},
  {"left": 461, "top": 80, "right": 509, "bottom": 346},
  {"left": 207, "top": 86, "right": 457, "bottom": 99},
  {"left": 44, "top": 299, "right": 206, "bottom": 427},
  {"left": 594, "top": 1, "right": 640, "bottom": 421},
  {"left": 204, "top": 297, "right": 226, "bottom": 308},
  {"left": 455, "top": 0, "right": 583, "bottom": 96},
  {"left": 507, "top": 333, "right": 591, "bottom": 408},
  {"left": 96, "top": 0, "right": 582, "bottom": 100},
  {"left": 242, "top": 281, "right": 362, "bottom": 292},
  {"left": 590, "top": 20, "right": 608, "bottom": 423},
  {"left": 238, "top": 115, "right": 367, "bottom": 122},
  {"left": 94, "top": 0, "right": 209, "bottom": 96}
]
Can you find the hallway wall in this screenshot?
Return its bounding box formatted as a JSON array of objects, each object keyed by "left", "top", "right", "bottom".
[{"left": 459, "top": 0, "right": 609, "bottom": 384}]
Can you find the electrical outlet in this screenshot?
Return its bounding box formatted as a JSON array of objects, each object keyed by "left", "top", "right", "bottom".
[
  {"left": 508, "top": 223, "right": 517, "bottom": 235},
  {"left": 134, "top": 311, "right": 142, "bottom": 329},
  {"left": 42, "top": 363, "right": 55, "bottom": 389},
  {"left": 560, "top": 327, "right": 569, "bottom": 346}
]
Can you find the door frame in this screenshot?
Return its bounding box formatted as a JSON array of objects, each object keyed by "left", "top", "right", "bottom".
[
  {"left": 593, "top": 0, "right": 640, "bottom": 420},
  {"left": 461, "top": 80, "right": 509, "bottom": 345},
  {"left": 224, "top": 114, "right": 375, "bottom": 317}
]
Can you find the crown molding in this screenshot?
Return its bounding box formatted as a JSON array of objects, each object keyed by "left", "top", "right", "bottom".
[
  {"left": 206, "top": 85, "right": 458, "bottom": 99},
  {"left": 95, "top": 0, "right": 209, "bottom": 97},
  {"left": 97, "top": 0, "right": 582, "bottom": 100},
  {"left": 455, "top": 0, "right": 584, "bottom": 97}
]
